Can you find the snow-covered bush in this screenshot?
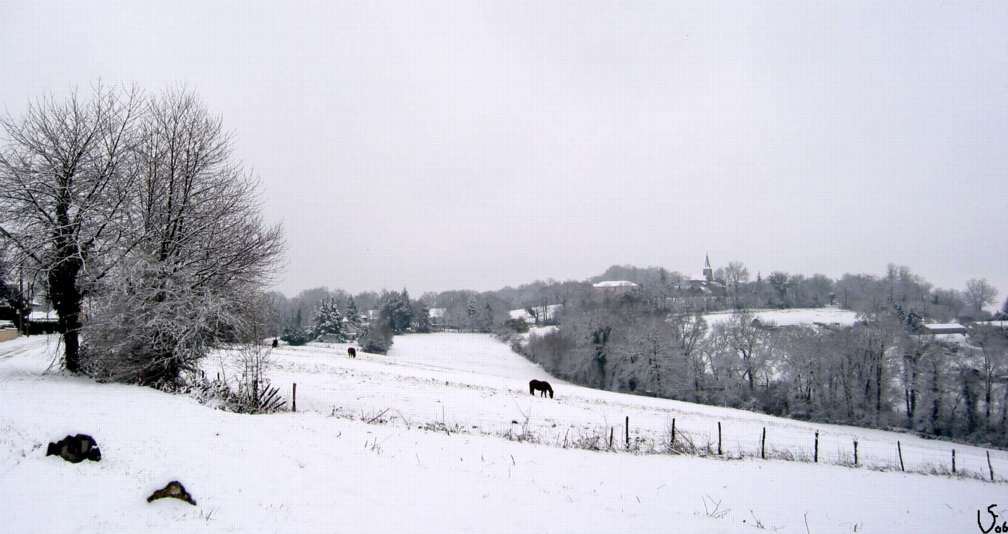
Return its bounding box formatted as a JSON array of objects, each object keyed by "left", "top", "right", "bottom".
[
  {"left": 360, "top": 321, "right": 394, "bottom": 354},
  {"left": 81, "top": 90, "right": 284, "bottom": 387},
  {"left": 504, "top": 318, "right": 529, "bottom": 333},
  {"left": 83, "top": 261, "right": 246, "bottom": 388},
  {"left": 281, "top": 326, "right": 312, "bottom": 346},
  {"left": 229, "top": 341, "right": 286, "bottom": 413},
  {"left": 188, "top": 342, "right": 286, "bottom": 414}
]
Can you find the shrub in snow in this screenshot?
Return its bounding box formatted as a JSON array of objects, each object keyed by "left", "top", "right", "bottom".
[
  {"left": 281, "top": 326, "right": 312, "bottom": 346},
  {"left": 76, "top": 90, "right": 283, "bottom": 387},
  {"left": 189, "top": 342, "right": 286, "bottom": 414},
  {"left": 360, "top": 321, "right": 394, "bottom": 354},
  {"left": 83, "top": 262, "right": 245, "bottom": 388},
  {"left": 412, "top": 300, "right": 432, "bottom": 333},
  {"left": 504, "top": 318, "right": 529, "bottom": 333}
]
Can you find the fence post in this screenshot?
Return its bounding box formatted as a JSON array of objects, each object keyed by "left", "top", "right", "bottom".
[
  {"left": 609, "top": 427, "right": 613, "bottom": 449},
  {"left": 671, "top": 418, "right": 676, "bottom": 449},
  {"left": 952, "top": 449, "right": 956, "bottom": 474},
  {"left": 813, "top": 431, "right": 819, "bottom": 463},
  {"left": 761, "top": 427, "right": 766, "bottom": 460},
  {"left": 625, "top": 416, "right": 630, "bottom": 448},
  {"left": 897, "top": 441, "right": 904, "bottom": 472},
  {"left": 988, "top": 450, "right": 994, "bottom": 482},
  {"left": 853, "top": 440, "right": 858, "bottom": 466},
  {"left": 717, "top": 421, "right": 722, "bottom": 456},
  {"left": 292, "top": 383, "right": 297, "bottom": 412}
]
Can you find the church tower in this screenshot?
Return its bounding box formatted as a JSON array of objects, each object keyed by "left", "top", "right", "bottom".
[{"left": 702, "top": 253, "right": 714, "bottom": 282}]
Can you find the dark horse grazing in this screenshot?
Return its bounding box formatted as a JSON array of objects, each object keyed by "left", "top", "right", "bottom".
[
  {"left": 529, "top": 379, "right": 554, "bottom": 399},
  {"left": 347, "top": 347, "right": 357, "bottom": 358}
]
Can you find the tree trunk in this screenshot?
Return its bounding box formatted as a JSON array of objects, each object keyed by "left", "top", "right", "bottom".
[
  {"left": 984, "top": 376, "right": 992, "bottom": 425},
  {"left": 48, "top": 259, "right": 83, "bottom": 373},
  {"left": 875, "top": 351, "right": 883, "bottom": 419}
]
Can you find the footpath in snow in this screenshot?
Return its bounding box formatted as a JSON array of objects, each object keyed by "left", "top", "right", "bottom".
[{"left": 0, "top": 334, "right": 1003, "bottom": 533}]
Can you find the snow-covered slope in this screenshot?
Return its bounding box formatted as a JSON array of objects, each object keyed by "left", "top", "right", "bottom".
[
  {"left": 0, "top": 334, "right": 1002, "bottom": 533},
  {"left": 241, "top": 334, "right": 1004, "bottom": 477},
  {"left": 703, "top": 307, "right": 860, "bottom": 327}
]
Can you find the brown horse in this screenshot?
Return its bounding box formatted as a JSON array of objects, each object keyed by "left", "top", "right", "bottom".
[
  {"left": 529, "top": 379, "right": 554, "bottom": 399},
  {"left": 347, "top": 347, "right": 357, "bottom": 358}
]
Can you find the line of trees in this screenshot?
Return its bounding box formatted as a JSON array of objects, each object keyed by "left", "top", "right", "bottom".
[
  {"left": 0, "top": 86, "right": 283, "bottom": 387},
  {"left": 516, "top": 266, "right": 1008, "bottom": 446}
]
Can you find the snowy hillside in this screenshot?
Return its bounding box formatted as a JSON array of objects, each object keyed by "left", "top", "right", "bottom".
[
  {"left": 0, "top": 334, "right": 1002, "bottom": 533},
  {"left": 703, "top": 307, "right": 860, "bottom": 327}
]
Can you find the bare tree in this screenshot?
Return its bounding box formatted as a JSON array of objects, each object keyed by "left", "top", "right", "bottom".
[
  {"left": 669, "top": 313, "right": 709, "bottom": 397},
  {"left": 971, "top": 325, "right": 1008, "bottom": 426},
  {"left": 717, "top": 310, "right": 771, "bottom": 391},
  {"left": 965, "top": 278, "right": 998, "bottom": 313},
  {"left": 723, "top": 261, "right": 749, "bottom": 308},
  {"left": 0, "top": 86, "right": 142, "bottom": 371},
  {"left": 85, "top": 89, "right": 284, "bottom": 386}
]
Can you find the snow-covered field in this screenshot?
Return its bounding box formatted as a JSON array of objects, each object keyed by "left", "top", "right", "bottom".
[
  {"left": 702, "top": 307, "right": 861, "bottom": 327},
  {"left": 1, "top": 334, "right": 1003, "bottom": 533}
]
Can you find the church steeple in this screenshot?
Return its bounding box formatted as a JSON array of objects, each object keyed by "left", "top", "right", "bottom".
[{"left": 703, "top": 253, "right": 713, "bottom": 282}]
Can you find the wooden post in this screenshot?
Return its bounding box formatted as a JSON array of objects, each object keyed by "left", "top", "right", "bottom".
[
  {"left": 897, "top": 441, "right": 904, "bottom": 472},
  {"left": 853, "top": 440, "right": 858, "bottom": 466},
  {"left": 625, "top": 416, "right": 630, "bottom": 448},
  {"left": 292, "top": 383, "right": 297, "bottom": 412},
  {"left": 761, "top": 427, "right": 766, "bottom": 460},
  {"left": 814, "top": 431, "right": 819, "bottom": 463},
  {"left": 609, "top": 427, "right": 613, "bottom": 449},
  {"left": 671, "top": 418, "right": 676, "bottom": 449},
  {"left": 717, "top": 421, "right": 722, "bottom": 456},
  {"left": 952, "top": 449, "right": 956, "bottom": 474},
  {"left": 988, "top": 450, "right": 994, "bottom": 482}
]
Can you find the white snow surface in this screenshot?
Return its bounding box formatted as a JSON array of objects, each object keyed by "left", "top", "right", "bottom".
[
  {"left": 703, "top": 307, "right": 860, "bottom": 327},
  {"left": 592, "top": 280, "right": 638, "bottom": 288},
  {"left": 508, "top": 304, "right": 563, "bottom": 322},
  {"left": 0, "top": 334, "right": 1003, "bottom": 533},
  {"left": 922, "top": 323, "right": 967, "bottom": 331}
]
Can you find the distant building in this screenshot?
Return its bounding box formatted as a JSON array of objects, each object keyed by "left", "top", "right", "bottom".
[
  {"left": 508, "top": 304, "right": 562, "bottom": 325},
  {"left": 428, "top": 307, "right": 446, "bottom": 329},
  {"left": 667, "top": 254, "right": 727, "bottom": 311},
  {"left": 26, "top": 308, "right": 60, "bottom": 335}
]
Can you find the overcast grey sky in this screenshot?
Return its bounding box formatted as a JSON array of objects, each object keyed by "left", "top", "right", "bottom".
[{"left": 2, "top": 1, "right": 1006, "bottom": 298}]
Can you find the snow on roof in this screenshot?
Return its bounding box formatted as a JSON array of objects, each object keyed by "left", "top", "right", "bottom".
[
  {"left": 508, "top": 309, "right": 532, "bottom": 321},
  {"left": 28, "top": 310, "right": 58, "bottom": 322},
  {"left": 428, "top": 308, "right": 445, "bottom": 318},
  {"left": 592, "top": 280, "right": 638, "bottom": 288},
  {"left": 922, "top": 323, "right": 966, "bottom": 331},
  {"left": 509, "top": 304, "right": 563, "bottom": 322},
  {"left": 975, "top": 321, "right": 1008, "bottom": 328}
]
